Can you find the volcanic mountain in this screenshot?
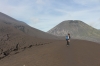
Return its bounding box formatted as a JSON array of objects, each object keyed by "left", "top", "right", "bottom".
[
  {"left": 0, "top": 12, "right": 58, "bottom": 59},
  {"left": 0, "top": 12, "right": 59, "bottom": 39},
  {"left": 48, "top": 20, "right": 100, "bottom": 42}
]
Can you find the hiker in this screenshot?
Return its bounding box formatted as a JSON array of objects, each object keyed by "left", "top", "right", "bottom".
[{"left": 66, "top": 33, "right": 71, "bottom": 46}]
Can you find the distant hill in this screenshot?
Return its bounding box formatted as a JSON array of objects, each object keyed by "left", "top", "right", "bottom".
[{"left": 48, "top": 20, "right": 100, "bottom": 42}]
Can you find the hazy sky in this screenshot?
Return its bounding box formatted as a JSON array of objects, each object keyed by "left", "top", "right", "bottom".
[{"left": 0, "top": 0, "right": 100, "bottom": 32}]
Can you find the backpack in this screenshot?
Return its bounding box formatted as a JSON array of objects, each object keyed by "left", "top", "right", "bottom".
[{"left": 66, "top": 36, "right": 69, "bottom": 40}]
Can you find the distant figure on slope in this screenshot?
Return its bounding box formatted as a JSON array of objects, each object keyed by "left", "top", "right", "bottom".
[{"left": 66, "top": 33, "right": 71, "bottom": 46}]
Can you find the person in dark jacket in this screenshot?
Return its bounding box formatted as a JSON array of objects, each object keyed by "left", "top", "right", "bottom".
[{"left": 66, "top": 33, "right": 71, "bottom": 46}]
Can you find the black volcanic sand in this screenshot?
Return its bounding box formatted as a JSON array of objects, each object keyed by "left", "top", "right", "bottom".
[{"left": 0, "top": 39, "right": 100, "bottom": 66}]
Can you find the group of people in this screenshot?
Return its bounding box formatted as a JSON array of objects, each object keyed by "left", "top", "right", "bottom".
[{"left": 66, "top": 33, "right": 71, "bottom": 46}]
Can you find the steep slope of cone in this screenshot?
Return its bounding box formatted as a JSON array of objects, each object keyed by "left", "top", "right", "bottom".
[
  {"left": 0, "top": 12, "right": 59, "bottom": 39},
  {"left": 0, "top": 12, "right": 62, "bottom": 59},
  {"left": 48, "top": 20, "right": 100, "bottom": 42}
]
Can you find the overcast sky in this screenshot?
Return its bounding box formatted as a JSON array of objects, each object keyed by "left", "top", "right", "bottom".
[{"left": 0, "top": 0, "right": 100, "bottom": 32}]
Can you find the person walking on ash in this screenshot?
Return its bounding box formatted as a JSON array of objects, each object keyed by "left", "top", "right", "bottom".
[{"left": 66, "top": 33, "right": 71, "bottom": 46}]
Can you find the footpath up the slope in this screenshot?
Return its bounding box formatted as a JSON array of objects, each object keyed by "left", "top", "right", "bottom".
[{"left": 0, "top": 40, "right": 100, "bottom": 66}]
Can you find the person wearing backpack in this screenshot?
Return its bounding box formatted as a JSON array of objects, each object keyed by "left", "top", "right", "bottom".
[{"left": 66, "top": 33, "right": 71, "bottom": 46}]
